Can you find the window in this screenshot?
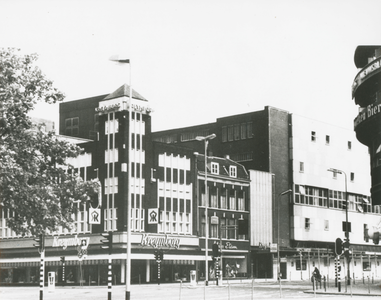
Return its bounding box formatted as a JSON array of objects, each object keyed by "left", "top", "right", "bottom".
[
  {"left": 299, "top": 162, "right": 304, "bottom": 173},
  {"left": 227, "top": 125, "right": 234, "bottom": 141},
  {"left": 363, "top": 261, "right": 371, "bottom": 271},
  {"left": 210, "top": 187, "right": 218, "bottom": 208},
  {"left": 229, "top": 166, "right": 237, "bottom": 178},
  {"left": 311, "top": 131, "right": 316, "bottom": 142},
  {"left": 229, "top": 190, "right": 236, "bottom": 210},
  {"left": 222, "top": 126, "right": 227, "bottom": 142},
  {"left": 211, "top": 162, "right": 219, "bottom": 174},
  {"left": 326, "top": 135, "right": 330, "bottom": 145},
  {"left": 201, "top": 216, "right": 206, "bottom": 237},
  {"left": 296, "top": 260, "right": 307, "bottom": 270},
  {"left": 237, "top": 190, "right": 245, "bottom": 211},
  {"left": 220, "top": 189, "right": 227, "bottom": 209},
  {"left": 65, "top": 117, "right": 79, "bottom": 136},
  {"left": 350, "top": 172, "right": 355, "bottom": 182},
  {"left": 324, "top": 220, "right": 329, "bottom": 231},
  {"left": 247, "top": 122, "right": 253, "bottom": 138},
  {"left": 210, "top": 222, "right": 218, "bottom": 238},
  {"left": 305, "top": 218, "right": 310, "bottom": 230},
  {"left": 234, "top": 124, "right": 240, "bottom": 140},
  {"left": 342, "top": 221, "right": 352, "bottom": 233},
  {"left": 240, "top": 123, "right": 247, "bottom": 139},
  {"left": 348, "top": 141, "right": 352, "bottom": 150}
]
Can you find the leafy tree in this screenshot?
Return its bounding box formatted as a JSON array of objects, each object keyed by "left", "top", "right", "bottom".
[{"left": 0, "top": 48, "right": 99, "bottom": 236}]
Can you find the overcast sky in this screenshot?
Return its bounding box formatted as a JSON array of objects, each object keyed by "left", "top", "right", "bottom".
[{"left": 2, "top": 0, "right": 380, "bottom": 132}]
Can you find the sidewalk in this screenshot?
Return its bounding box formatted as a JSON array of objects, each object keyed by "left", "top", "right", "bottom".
[{"left": 304, "top": 280, "right": 381, "bottom": 297}]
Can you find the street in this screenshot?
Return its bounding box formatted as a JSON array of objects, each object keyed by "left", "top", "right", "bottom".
[{"left": 1, "top": 280, "right": 380, "bottom": 300}]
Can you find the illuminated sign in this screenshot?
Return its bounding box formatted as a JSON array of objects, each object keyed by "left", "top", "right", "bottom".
[
  {"left": 354, "top": 99, "right": 381, "bottom": 129},
  {"left": 140, "top": 234, "right": 180, "bottom": 249},
  {"left": 95, "top": 103, "right": 121, "bottom": 113}
]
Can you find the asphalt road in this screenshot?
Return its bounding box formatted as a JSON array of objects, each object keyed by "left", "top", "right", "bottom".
[{"left": 1, "top": 280, "right": 379, "bottom": 300}]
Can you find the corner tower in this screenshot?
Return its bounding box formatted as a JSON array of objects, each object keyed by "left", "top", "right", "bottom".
[{"left": 352, "top": 45, "right": 381, "bottom": 204}]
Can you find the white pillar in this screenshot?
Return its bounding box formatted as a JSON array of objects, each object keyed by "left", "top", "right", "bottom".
[
  {"left": 121, "top": 260, "right": 126, "bottom": 284},
  {"left": 146, "top": 260, "right": 150, "bottom": 283}
]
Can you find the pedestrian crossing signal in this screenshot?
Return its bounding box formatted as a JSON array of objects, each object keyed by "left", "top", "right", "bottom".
[{"left": 100, "top": 232, "right": 113, "bottom": 254}]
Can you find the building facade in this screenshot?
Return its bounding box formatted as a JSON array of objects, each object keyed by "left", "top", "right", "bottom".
[{"left": 0, "top": 85, "right": 251, "bottom": 286}]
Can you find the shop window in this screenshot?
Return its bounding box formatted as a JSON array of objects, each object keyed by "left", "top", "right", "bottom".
[
  {"left": 363, "top": 261, "right": 371, "bottom": 271},
  {"left": 296, "top": 259, "right": 307, "bottom": 270}
]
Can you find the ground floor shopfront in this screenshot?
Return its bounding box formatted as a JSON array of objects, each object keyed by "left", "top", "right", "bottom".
[{"left": 0, "top": 232, "right": 250, "bottom": 286}]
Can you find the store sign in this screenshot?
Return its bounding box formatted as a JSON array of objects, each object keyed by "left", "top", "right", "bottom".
[
  {"left": 140, "top": 234, "right": 180, "bottom": 249},
  {"left": 148, "top": 208, "right": 158, "bottom": 224},
  {"left": 224, "top": 242, "right": 238, "bottom": 250},
  {"left": 89, "top": 208, "right": 101, "bottom": 224},
  {"left": 52, "top": 235, "right": 90, "bottom": 250},
  {"left": 354, "top": 99, "right": 381, "bottom": 129},
  {"left": 352, "top": 56, "right": 381, "bottom": 94},
  {"left": 95, "top": 103, "right": 121, "bottom": 113}
]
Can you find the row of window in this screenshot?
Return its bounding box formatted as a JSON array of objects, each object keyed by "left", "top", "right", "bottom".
[
  {"left": 295, "top": 259, "right": 374, "bottom": 271},
  {"left": 201, "top": 217, "right": 247, "bottom": 240},
  {"left": 207, "top": 162, "right": 237, "bottom": 177},
  {"left": 311, "top": 131, "right": 352, "bottom": 150},
  {"left": 294, "top": 185, "right": 372, "bottom": 212},
  {"left": 158, "top": 211, "right": 191, "bottom": 235},
  {"left": 299, "top": 163, "right": 357, "bottom": 182},
  {"left": 201, "top": 187, "right": 247, "bottom": 211},
  {"left": 221, "top": 122, "right": 253, "bottom": 142}
]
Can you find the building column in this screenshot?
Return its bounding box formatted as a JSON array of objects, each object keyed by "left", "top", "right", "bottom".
[
  {"left": 121, "top": 261, "right": 125, "bottom": 284},
  {"left": 146, "top": 260, "right": 150, "bottom": 283}
]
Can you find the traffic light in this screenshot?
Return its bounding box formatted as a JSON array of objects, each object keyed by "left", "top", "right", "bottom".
[
  {"left": 100, "top": 232, "right": 113, "bottom": 254},
  {"left": 373, "top": 231, "right": 380, "bottom": 245},
  {"left": 335, "top": 238, "right": 343, "bottom": 256},
  {"left": 238, "top": 219, "right": 248, "bottom": 235},
  {"left": 33, "top": 234, "right": 44, "bottom": 252},
  {"left": 60, "top": 256, "right": 65, "bottom": 264},
  {"left": 212, "top": 243, "right": 220, "bottom": 258},
  {"left": 154, "top": 250, "right": 159, "bottom": 261}
]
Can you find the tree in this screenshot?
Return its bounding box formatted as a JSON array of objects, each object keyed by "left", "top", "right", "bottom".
[{"left": 0, "top": 48, "right": 99, "bottom": 236}]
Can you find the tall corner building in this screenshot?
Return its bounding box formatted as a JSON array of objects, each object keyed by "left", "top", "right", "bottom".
[{"left": 352, "top": 45, "right": 381, "bottom": 205}]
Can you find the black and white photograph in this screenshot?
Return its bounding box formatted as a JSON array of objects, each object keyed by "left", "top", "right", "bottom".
[{"left": 0, "top": 0, "right": 380, "bottom": 299}]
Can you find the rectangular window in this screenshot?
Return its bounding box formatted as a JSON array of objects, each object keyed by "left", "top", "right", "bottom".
[
  {"left": 350, "top": 172, "right": 355, "bottom": 182},
  {"left": 234, "top": 124, "right": 240, "bottom": 140},
  {"left": 247, "top": 122, "right": 253, "bottom": 139},
  {"left": 211, "top": 162, "right": 219, "bottom": 174},
  {"left": 65, "top": 117, "right": 79, "bottom": 136},
  {"left": 210, "top": 187, "right": 218, "bottom": 208},
  {"left": 324, "top": 220, "right": 329, "bottom": 231},
  {"left": 229, "top": 166, "right": 237, "bottom": 178},
  {"left": 348, "top": 141, "right": 352, "bottom": 150},
  {"left": 363, "top": 261, "right": 371, "bottom": 271},
  {"left": 220, "top": 189, "right": 227, "bottom": 209},
  {"left": 237, "top": 190, "right": 245, "bottom": 210},
  {"left": 228, "top": 219, "right": 236, "bottom": 239},
  {"left": 229, "top": 190, "right": 236, "bottom": 210},
  {"left": 342, "top": 221, "right": 352, "bottom": 233},
  {"left": 240, "top": 123, "right": 247, "bottom": 139},
  {"left": 179, "top": 169, "right": 185, "bottom": 184},
  {"left": 300, "top": 162, "right": 304, "bottom": 173},
  {"left": 305, "top": 218, "right": 310, "bottom": 230},
  {"left": 210, "top": 223, "right": 218, "bottom": 238},
  {"left": 296, "top": 259, "right": 307, "bottom": 271},
  {"left": 222, "top": 126, "right": 227, "bottom": 142},
  {"left": 326, "top": 135, "right": 330, "bottom": 145},
  {"left": 166, "top": 167, "right": 171, "bottom": 182},
  {"left": 201, "top": 216, "right": 206, "bottom": 237},
  {"left": 227, "top": 125, "right": 234, "bottom": 141},
  {"left": 311, "top": 131, "right": 316, "bottom": 142}
]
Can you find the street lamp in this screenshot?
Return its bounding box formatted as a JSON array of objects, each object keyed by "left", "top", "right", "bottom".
[
  {"left": 328, "top": 168, "right": 350, "bottom": 286},
  {"left": 195, "top": 133, "right": 216, "bottom": 287},
  {"left": 109, "top": 55, "right": 132, "bottom": 300},
  {"left": 278, "top": 189, "right": 292, "bottom": 298}
]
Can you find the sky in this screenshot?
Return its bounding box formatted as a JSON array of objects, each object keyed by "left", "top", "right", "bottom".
[{"left": 1, "top": 0, "right": 381, "bottom": 132}]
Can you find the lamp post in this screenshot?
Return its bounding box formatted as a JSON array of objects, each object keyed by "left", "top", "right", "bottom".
[
  {"left": 328, "top": 168, "right": 350, "bottom": 286},
  {"left": 277, "top": 189, "right": 292, "bottom": 297},
  {"left": 195, "top": 133, "right": 216, "bottom": 287},
  {"left": 109, "top": 55, "right": 132, "bottom": 300}
]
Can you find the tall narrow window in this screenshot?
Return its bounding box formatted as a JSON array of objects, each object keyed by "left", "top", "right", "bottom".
[
  {"left": 350, "top": 172, "right": 355, "bottom": 182},
  {"left": 247, "top": 122, "right": 253, "bottom": 139},
  {"left": 326, "top": 135, "right": 330, "bottom": 145},
  {"left": 227, "top": 125, "right": 234, "bottom": 141},
  {"left": 229, "top": 166, "right": 237, "bottom": 178},
  {"left": 305, "top": 218, "right": 310, "bottom": 230},
  {"left": 211, "top": 162, "right": 219, "bottom": 174},
  {"left": 234, "top": 124, "right": 240, "bottom": 140},
  {"left": 348, "top": 141, "right": 352, "bottom": 150},
  {"left": 240, "top": 123, "right": 247, "bottom": 139},
  {"left": 311, "top": 131, "right": 316, "bottom": 142},
  {"left": 300, "top": 162, "right": 304, "bottom": 173},
  {"left": 222, "top": 126, "right": 227, "bottom": 142}
]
